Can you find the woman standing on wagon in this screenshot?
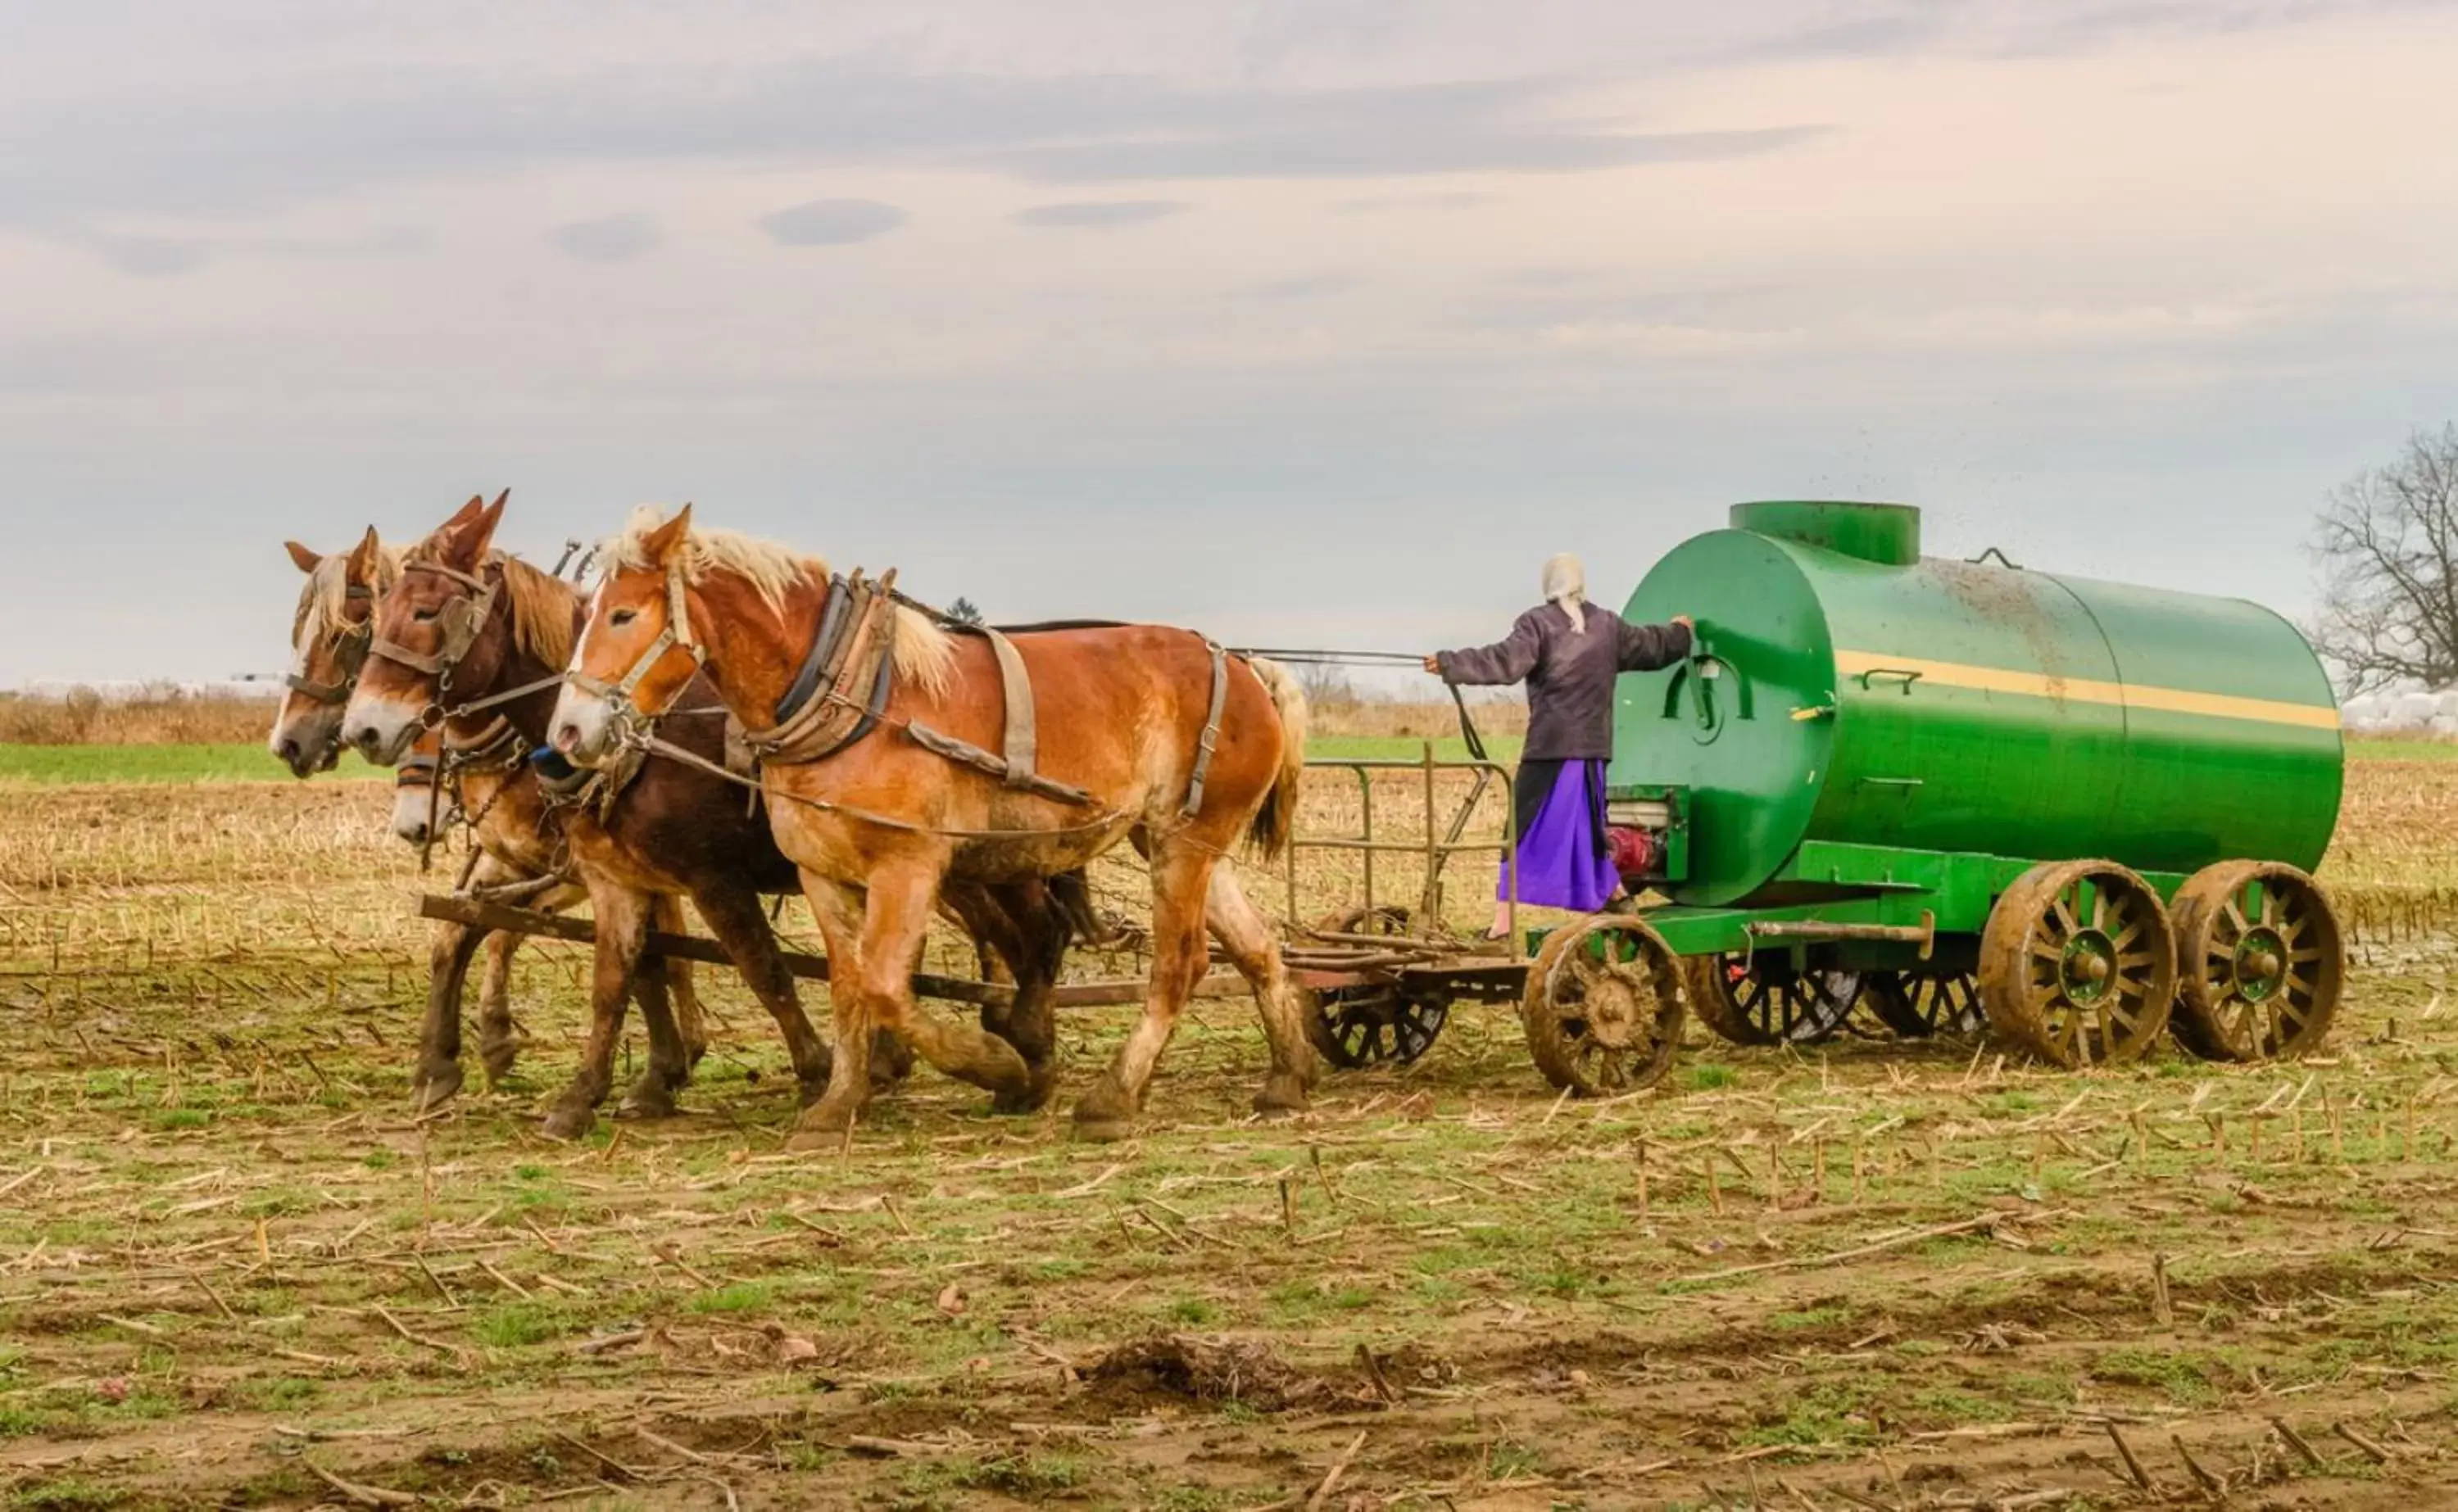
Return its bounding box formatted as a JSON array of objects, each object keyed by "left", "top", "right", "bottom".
[{"left": 1426, "top": 555, "right": 1692, "bottom": 938}]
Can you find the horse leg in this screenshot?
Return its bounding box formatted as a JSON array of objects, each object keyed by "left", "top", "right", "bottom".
[
  {"left": 693, "top": 882, "right": 832, "bottom": 1109},
  {"left": 655, "top": 895, "right": 709, "bottom": 1075},
  {"left": 1075, "top": 846, "right": 1215, "bottom": 1141},
  {"left": 861, "top": 864, "right": 1033, "bottom": 1104},
  {"left": 542, "top": 883, "right": 647, "bottom": 1141},
  {"left": 790, "top": 874, "right": 874, "bottom": 1146},
  {"left": 474, "top": 929, "right": 523, "bottom": 1086},
  {"left": 619, "top": 948, "right": 692, "bottom": 1120},
  {"left": 941, "top": 882, "right": 1021, "bottom": 1043},
  {"left": 1205, "top": 867, "right": 1317, "bottom": 1116},
  {"left": 986, "top": 879, "right": 1068, "bottom": 1115},
  {"left": 413, "top": 917, "right": 487, "bottom": 1111}
]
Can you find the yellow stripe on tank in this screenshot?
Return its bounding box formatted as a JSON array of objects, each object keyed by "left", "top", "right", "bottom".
[{"left": 1831, "top": 650, "right": 2342, "bottom": 732}]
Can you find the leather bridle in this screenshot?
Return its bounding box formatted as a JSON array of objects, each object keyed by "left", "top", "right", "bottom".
[
  {"left": 284, "top": 585, "right": 374, "bottom": 707},
  {"left": 566, "top": 561, "right": 705, "bottom": 736},
  {"left": 368, "top": 559, "right": 501, "bottom": 708}
]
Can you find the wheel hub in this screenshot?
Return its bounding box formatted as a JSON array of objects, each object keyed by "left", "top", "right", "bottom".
[
  {"left": 2233, "top": 926, "right": 2288, "bottom": 1002},
  {"left": 2060, "top": 930, "right": 2117, "bottom": 1004},
  {"left": 1582, "top": 969, "right": 1644, "bottom": 1049}
]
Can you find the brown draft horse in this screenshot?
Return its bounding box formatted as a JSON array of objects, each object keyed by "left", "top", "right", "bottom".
[
  {"left": 551, "top": 506, "right": 1317, "bottom": 1144},
  {"left": 340, "top": 494, "right": 1058, "bottom": 1141},
  {"left": 273, "top": 530, "right": 554, "bottom": 1085}
]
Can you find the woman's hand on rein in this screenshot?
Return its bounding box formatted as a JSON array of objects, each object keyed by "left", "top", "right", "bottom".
[{"left": 1422, "top": 654, "right": 1443, "bottom": 676}]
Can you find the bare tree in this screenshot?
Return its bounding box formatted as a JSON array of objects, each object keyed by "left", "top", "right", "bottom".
[{"left": 2313, "top": 424, "right": 2458, "bottom": 695}]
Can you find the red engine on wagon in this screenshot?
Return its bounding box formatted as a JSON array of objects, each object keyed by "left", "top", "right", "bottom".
[{"left": 1606, "top": 824, "right": 1659, "bottom": 885}]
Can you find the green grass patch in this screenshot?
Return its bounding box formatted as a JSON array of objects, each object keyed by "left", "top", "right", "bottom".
[
  {"left": 687, "top": 1281, "right": 776, "bottom": 1315},
  {"left": 472, "top": 1301, "right": 577, "bottom": 1350},
  {"left": 0, "top": 744, "right": 392, "bottom": 785}
]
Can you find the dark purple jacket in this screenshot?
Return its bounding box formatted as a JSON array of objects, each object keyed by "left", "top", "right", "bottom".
[{"left": 1439, "top": 605, "right": 1693, "bottom": 761}]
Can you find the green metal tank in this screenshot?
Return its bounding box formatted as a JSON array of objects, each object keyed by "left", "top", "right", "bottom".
[{"left": 1613, "top": 501, "right": 2345, "bottom": 909}]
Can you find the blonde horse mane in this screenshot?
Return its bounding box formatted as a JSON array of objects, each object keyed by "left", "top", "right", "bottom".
[
  {"left": 292, "top": 542, "right": 402, "bottom": 649},
  {"left": 401, "top": 534, "right": 578, "bottom": 674},
  {"left": 603, "top": 506, "right": 955, "bottom": 695}
]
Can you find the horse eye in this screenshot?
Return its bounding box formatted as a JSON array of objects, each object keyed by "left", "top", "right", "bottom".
[
  {"left": 412, "top": 607, "right": 439, "bottom": 623},
  {"left": 610, "top": 608, "right": 637, "bottom": 627}
]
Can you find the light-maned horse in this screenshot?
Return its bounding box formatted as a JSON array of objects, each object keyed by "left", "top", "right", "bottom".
[
  {"left": 551, "top": 505, "right": 1317, "bottom": 1144},
  {"left": 273, "top": 529, "right": 556, "bottom": 1082},
  {"left": 340, "top": 494, "right": 1064, "bottom": 1140}
]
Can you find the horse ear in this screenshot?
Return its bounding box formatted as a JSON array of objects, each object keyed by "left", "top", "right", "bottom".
[
  {"left": 640, "top": 504, "right": 693, "bottom": 568},
  {"left": 283, "top": 541, "right": 322, "bottom": 575},
  {"left": 345, "top": 527, "right": 380, "bottom": 584},
  {"left": 467, "top": 491, "right": 507, "bottom": 559},
  {"left": 442, "top": 494, "right": 484, "bottom": 529}
]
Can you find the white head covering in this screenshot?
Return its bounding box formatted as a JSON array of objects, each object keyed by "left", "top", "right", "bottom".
[{"left": 1542, "top": 552, "right": 1588, "bottom": 635}]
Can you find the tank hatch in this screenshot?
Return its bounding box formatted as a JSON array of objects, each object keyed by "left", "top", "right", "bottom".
[{"left": 1731, "top": 501, "right": 1921, "bottom": 568}]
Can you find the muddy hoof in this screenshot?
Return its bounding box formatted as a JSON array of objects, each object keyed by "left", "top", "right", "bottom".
[
  {"left": 538, "top": 1102, "right": 596, "bottom": 1142},
  {"left": 478, "top": 1038, "right": 521, "bottom": 1086},
  {"left": 994, "top": 1066, "right": 1060, "bottom": 1116},
  {"left": 785, "top": 1102, "right": 858, "bottom": 1152},
  {"left": 1071, "top": 1114, "right": 1135, "bottom": 1144},
  {"left": 1253, "top": 1075, "right": 1311, "bottom": 1118},
  {"left": 619, "top": 1083, "right": 680, "bottom": 1120},
  {"left": 411, "top": 1062, "right": 465, "bottom": 1111}
]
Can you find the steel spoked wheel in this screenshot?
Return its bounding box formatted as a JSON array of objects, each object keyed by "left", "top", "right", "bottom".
[
  {"left": 1522, "top": 917, "right": 1686, "bottom": 1097},
  {"left": 1685, "top": 954, "right": 1862, "bottom": 1046},
  {"left": 1980, "top": 861, "right": 2176, "bottom": 1069},
  {"left": 2170, "top": 862, "right": 2343, "bottom": 1062},
  {"left": 1306, "top": 987, "right": 1451, "bottom": 1069},
  {"left": 1866, "top": 971, "right": 1987, "bottom": 1039}
]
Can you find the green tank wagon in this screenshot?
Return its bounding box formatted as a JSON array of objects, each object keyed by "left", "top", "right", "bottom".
[{"left": 1516, "top": 501, "right": 2348, "bottom": 1096}]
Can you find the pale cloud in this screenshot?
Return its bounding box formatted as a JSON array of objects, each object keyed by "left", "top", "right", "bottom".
[
  {"left": 1013, "top": 200, "right": 1188, "bottom": 228},
  {"left": 757, "top": 198, "right": 909, "bottom": 247},
  {"left": 1, "top": 0, "right": 2456, "bottom": 683}
]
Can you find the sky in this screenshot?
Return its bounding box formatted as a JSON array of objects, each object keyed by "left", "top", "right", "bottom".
[{"left": 6, "top": 0, "right": 2458, "bottom": 687}]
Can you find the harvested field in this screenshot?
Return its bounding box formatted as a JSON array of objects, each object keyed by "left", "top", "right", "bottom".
[{"left": 2, "top": 754, "right": 2456, "bottom": 1510}]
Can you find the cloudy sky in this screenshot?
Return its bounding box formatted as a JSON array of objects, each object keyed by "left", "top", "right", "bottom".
[{"left": 6, "top": 0, "right": 2457, "bottom": 686}]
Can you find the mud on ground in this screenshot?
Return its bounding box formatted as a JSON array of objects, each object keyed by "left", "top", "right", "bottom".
[{"left": 3, "top": 772, "right": 2457, "bottom": 1510}]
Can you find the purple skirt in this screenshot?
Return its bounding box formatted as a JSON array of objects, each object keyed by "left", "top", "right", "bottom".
[{"left": 1500, "top": 758, "right": 1619, "bottom": 913}]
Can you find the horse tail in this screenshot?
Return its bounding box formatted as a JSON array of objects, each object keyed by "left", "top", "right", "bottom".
[{"left": 1244, "top": 656, "right": 1308, "bottom": 861}]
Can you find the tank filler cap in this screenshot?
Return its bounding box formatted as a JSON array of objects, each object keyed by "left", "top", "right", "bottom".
[{"left": 1730, "top": 501, "right": 1921, "bottom": 567}]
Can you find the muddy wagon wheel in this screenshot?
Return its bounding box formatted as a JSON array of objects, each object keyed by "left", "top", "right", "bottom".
[
  {"left": 1980, "top": 860, "right": 2176, "bottom": 1069},
  {"left": 1521, "top": 916, "right": 1686, "bottom": 1097},
  {"left": 1685, "top": 954, "right": 1862, "bottom": 1045},
  {"left": 1866, "top": 971, "right": 1987, "bottom": 1038},
  {"left": 2169, "top": 862, "right": 2342, "bottom": 1062},
  {"left": 1306, "top": 987, "right": 1451, "bottom": 1070}
]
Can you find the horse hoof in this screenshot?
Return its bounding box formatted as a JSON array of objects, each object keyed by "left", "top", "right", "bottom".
[
  {"left": 1254, "top": 1075, "right": 1311, "bottom": 1118},
  {"left": 619, "top": 1086, "right": 679, "bottom": 1120},
  {"left": 478, "top": 1042, "right": 520, "bottom": 1086},
  {"left": 994, "top": 1068, "right": 1060, "bottom": 1116},
  {"left": 538, "top": 1103, "right": 596, "bottom": 1142},
  {"left": 412, "top": 1064, "right": 464, "bottom": 1111},
  {"left": 1071, "top": 1116, "right": 1134, "bottom": 1144}
]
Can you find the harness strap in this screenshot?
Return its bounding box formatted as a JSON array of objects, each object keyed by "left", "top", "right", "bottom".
[
  {"left": 1181, "top": 641, "right": 1230, "bottom": 819},
  {"left": 626, "top": 726, "right": 1125, "bottom": 841},
  {"left": 741, "top": 570, "right": 899, "bottom": 766},
  {"left": 369, "top": 559, "right": 500, "bottom": 678},
  {"left": 900, "top": 622, "right": 1096, "bottom": 807}
]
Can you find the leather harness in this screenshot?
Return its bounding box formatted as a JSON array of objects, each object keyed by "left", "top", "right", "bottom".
[{"left": 579, "top": 560, "right": 1236, "bottom": 824}]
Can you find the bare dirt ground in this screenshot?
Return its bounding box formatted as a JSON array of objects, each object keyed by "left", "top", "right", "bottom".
[{"left": 3, "top": 759, "right": 2457, "bottom": 1510}]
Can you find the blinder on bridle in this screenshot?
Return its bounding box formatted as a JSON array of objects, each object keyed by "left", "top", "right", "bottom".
[
  {"left": 565, "top": 560, "right": 704, "bottom": 736},
  {"left": 368, "top": 559, "right": 502, "bottom": 720},
  {"left": 284, "top": 585, "right": 375, "bottom": 706}
]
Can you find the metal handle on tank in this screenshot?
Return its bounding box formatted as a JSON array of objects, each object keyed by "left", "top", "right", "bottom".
[
  {"left": 1855, "top": 668, "right": 1925, "bottom": 694},
  {"left": 1970, "top": 546, "right": 2023, "bottom": 569}
]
